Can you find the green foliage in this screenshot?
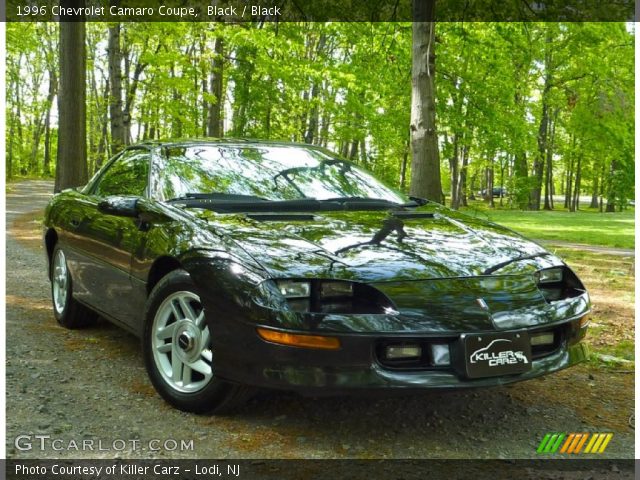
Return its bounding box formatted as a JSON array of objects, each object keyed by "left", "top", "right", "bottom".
[{"left": 5, "top": 22, "right": 634, "bottom": 209}]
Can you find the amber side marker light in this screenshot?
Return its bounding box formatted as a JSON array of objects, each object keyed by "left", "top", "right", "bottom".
[
  {"left": 256, "top": 327, "right": 341, "bottom": 350},
  {"left": 579, "top": 315, "right": 590, "bottom": 328}
]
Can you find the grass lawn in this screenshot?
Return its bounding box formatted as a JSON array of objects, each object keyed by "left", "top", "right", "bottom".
[
  {"left": 554, "top": 248, "right": 634, "bottom": 369},
  {"left": 459, "top": 201, "right": 635, "bottom": 249}
]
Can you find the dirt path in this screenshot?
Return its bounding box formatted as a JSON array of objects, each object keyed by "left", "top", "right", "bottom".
[{"left": 5, "top": 180, "right": 634, "bottom": 461}]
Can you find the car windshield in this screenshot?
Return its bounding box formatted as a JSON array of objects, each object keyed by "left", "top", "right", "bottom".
[{"left": 156, "top": 144, "right": 407, "bottom": 204}]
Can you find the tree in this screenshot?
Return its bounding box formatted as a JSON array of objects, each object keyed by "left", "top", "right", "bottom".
[
  {"left": 55, "top": 14, "right": 88, "bottom": 192},
  {"left": 206, "top": 36, "right": 224, "bottom": 137},
  {"left": 6, "top": 21, "right": 633, "bottom": 206},
  {"left": 108, "top": 23, "right": 126, "bottom": 152},
  {"left": 409, "top": 0, "right": 442, "bottom": 202}
]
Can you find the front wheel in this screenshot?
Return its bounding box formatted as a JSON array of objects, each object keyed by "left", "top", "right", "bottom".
[{"left": 142, "top": 269, "right": 252, "bottom": 413}]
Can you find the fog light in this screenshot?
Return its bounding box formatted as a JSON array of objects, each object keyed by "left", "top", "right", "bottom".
[
  {"left": 386, "top": 345, "right": 421, "bottom": 360},
  {"left": 430, "top": 344, "right": 451, "bottom": 365},
  {"left": 531, "top": 332, "right": 555, "bottom": 346}
]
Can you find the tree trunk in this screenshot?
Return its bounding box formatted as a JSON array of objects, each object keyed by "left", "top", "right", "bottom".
[
  {"left": 564, "top": 135, "right": 575, "bottom": 209},
  {"left": 597, "top": 161, "right": 606, "bottom": 212},
  {"left": 96, "top": 78, "right": 110, "bottom": 168},
  {"left": 55, "top": 18, "right": 88, "bottom": 192},
  {"left": 486, "top": 164, "right": 495, "bottom": 208},
  {"left": 459, "top": 145, "right": 469, "bottom": 206},
  {"left": 531, "top": 28, "right": 553, "bottom": 211},
  {"left": 543, "top": 108, "right": 558, "bottom": 210},
  {"left": 348, "top": 139, "right": 358, "bottom": 160},
  {"left": 123, "top": 59, "right": 145, "bottom": 146},
  {"left": 43, "top": 67, "right": 57, "bottom": 176},
  {"left": 30, "top": 110, "right": 46, "bottom": 175},
  {"left": 108, "top": 23, "right": 125, "bottom": 152},
  {"left": 304, "top": 82, "right": 320, "bottom": 144},
  {"left": 319, "top": 108, "right": 331, "bottom": 147},
  {"left": 590, "top": 171, "right": 600, "bottom": 209},
  {"left": 512, "top": 89, "right": 529, "bottom": 209},
  {"left": 207, "top": 37, "right": 224, "bottom": 137},
  {"left": 7, "top": 109, "right": 14, "bottom": 180},
  {"left": 449, "top": 135, "right": 459, "bottom": 209},
  {"left": 400, "top": 140, "right": 409, "bottom": 190},
  {"left": 605, "top": 160, "right": 617, "bottom": 212},
  {"left": 469, "top": 173, "right": 477, "bottom": 200},
  {"left": 409, "top": 1, "right": 442, "bottom": 203},
  {"left": 231, "top": 45, "right": 256, "bottom": 137},
  {"left": 170, "top": 64, "right": 183, "bottom": 138},
  {"left": 570, "top": 154, "right": 582, "bottom": 212}
]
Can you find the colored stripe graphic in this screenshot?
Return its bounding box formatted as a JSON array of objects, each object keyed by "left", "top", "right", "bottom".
[
  {"left": 544, "top": 434, "right": 559, "bottom": 453},
  {"left": 559, "top": 434, "right": 575, "bottom": 453},
  {"left": 573, "top": 433, "right": 589, "bottom": 453},
  {"left": 537, "top": 433, "right": 552, "bottom": 453},
  {"left": 538, "top": 433, "right": 613, "bottom": 454},
  {"left": 550, "top": 433, "right": 565, "bottom": 453},
  {"left": 584, "top": 433, "right": 599, "bottom": 453},
  {"left": 597, "top": 433, "right": 614, "bottom": 453},
  {"left": 537, "top": 433, "right": 565, "bottom": 453}
]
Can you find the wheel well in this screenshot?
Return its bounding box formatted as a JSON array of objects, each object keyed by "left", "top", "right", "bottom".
[
  {"left": 44, "top": 229, "right": 58, "bottom": 278},
  {"left": 147, "top": 256, "right": 182, "bottom": 295}
]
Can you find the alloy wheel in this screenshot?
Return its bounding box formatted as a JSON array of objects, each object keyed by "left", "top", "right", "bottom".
[{"left": 151, "top": 291, "right": 213, "bottom": 393}]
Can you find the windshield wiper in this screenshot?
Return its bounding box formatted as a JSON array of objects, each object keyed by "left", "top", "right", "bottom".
[
  {"left": 167, "top": 194, "right": 421, "bottom": 213},
  {"left": 166, "top": 192, "right": 268, "bottom": 203},
  {"left": 319, "top": 196, "right": 421, "bottom": 208}
]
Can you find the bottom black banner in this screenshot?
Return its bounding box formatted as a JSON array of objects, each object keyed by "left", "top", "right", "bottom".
[{"left": 3, "top": 459, "right": 636, "bottom": 480}]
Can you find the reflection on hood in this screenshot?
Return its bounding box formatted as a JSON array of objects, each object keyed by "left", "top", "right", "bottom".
[{"left": 200, "top": 207, "right": 560, "bottom": 282}]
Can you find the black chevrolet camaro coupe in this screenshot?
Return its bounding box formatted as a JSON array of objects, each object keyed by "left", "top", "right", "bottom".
[{"left": 44, "top": 140, "right": 590, "bottom": 413}]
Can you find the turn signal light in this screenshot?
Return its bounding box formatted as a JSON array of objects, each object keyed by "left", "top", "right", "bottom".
[
  {"left": 256, "top": 327, "right": 341, "bottom": 350},
  {"left": 579, "top": 315, "right": 590, "bottom": 328}
]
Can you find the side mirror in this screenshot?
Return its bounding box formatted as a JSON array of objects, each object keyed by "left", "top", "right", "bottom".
[{"left": 97, "top": 196, "right": 139, "bottom": 218}]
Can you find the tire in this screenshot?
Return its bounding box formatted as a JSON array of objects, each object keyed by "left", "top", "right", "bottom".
[
  {"left": 50, "top": 245, "right": 98, "bottom": 329},
  {"left": 142, "top": 269, "right": 253, "bottom": 414}
]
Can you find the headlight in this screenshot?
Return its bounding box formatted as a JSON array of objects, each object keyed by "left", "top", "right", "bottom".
[
  {"left": 535, "top": 266, "right": 586, "bottom": 302},
  {"left": 535, "top": 267, "right": 564, "bottom": 284},
  {"left": 277, "top": 280, "right": 311, "bottom": 298},
  {"left": 272, "top": 279, "right": 395, "bottom": 314},
  {"left": 320, "top": 281, "right": 353, "bottom": 298}
]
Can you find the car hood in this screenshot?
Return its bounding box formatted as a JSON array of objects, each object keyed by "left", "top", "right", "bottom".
[{"left": 197, "top": 207, "right": 561, "bottom": 282}]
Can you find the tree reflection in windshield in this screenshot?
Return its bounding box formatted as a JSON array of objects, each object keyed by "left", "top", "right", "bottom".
[{"left": 157, "top": 144, "right": 407, "bottom": 203}]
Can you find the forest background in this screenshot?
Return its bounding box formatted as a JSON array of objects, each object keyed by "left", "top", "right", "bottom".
[{"left": 5, "top": 21, "right": 635, "bottom": 212}]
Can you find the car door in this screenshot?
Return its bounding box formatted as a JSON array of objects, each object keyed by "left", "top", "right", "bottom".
[{"left": 64, "top": 148, "right": 151, "bottom": 328}]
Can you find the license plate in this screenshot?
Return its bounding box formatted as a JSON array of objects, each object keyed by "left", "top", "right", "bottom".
[{"left": 463, "top": 331, "right": 532, "bottom": 378}]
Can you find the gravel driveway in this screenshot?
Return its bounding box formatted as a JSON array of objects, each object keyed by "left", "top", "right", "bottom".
[{"left": 5, "top": 180, "right": 634, "bottom": 462}]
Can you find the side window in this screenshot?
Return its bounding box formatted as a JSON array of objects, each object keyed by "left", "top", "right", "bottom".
[{"left": 94, "top": 150, "right": 149, "bottom": 196}]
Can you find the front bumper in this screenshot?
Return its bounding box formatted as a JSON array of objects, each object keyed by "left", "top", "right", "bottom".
[{"left": 210, "top": 317, "right": 589, "bottom": 395}]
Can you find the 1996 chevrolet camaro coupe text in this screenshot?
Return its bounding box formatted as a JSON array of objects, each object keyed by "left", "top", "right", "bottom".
[{"left": 44, "top": 140, "right": 590, "bottom": 413}]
